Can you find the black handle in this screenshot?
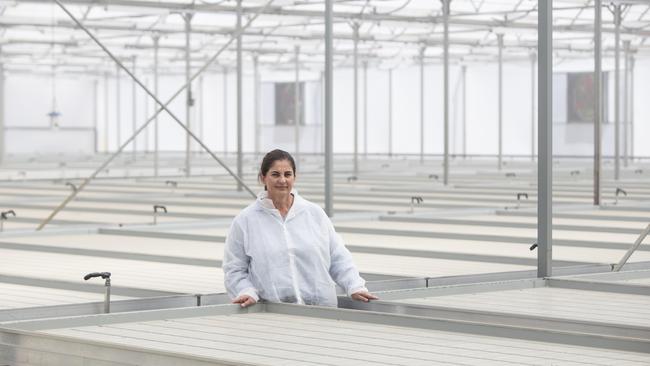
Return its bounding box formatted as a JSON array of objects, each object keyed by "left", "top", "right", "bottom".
[
  {"left": 1, "top": 210, "right": 16, "bottom": 220},
  {"left": 411, "top": 196, "right": 423, "bottom": 204},
  {"left": 517, "top": 193, "right": 528, "bottom": 200},
  {"left": 84, "top": 272, "right": 111, "bottom": 280},
  {"left": 529, "top": 243, "right": 538, "bottom": 251},
  {"left": 616, "top": 188, "right": 627, "bottom": 197},
  {"left": 154, "top": 205, "right": 167, "bottom": 213}
]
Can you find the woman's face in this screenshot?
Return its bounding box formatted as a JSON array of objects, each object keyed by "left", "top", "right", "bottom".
[{"left": 261, "top": 159, "right": 295, "bottom": 197}]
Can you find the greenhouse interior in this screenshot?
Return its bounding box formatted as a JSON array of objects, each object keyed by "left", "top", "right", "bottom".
[{"left": 1, "top": 0, "right": 650, "bottom": 365}]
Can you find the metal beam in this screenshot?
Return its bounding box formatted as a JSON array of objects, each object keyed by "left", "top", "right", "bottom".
[
  {"left": 223, "top": 66, "right": 228, "bottom": 156},
  {"left": 103, "top": 71, "right": 109, "bottom": 153},
  {"left": 537, "top": 0, "right": 553, "bottom": 278},
  {"left": 0, "top": 53, "right": 3, "bottom": 165},
  {"left": 497, "top": 33, "right": 504, "bottom": 170},
  {"left": 184, "top": 12, "right": 193, "bottom": 177},
  {"left": 420, "top": 46, "right": 425, "bottom": 164},
  {"left": 294, "top": 44, "right": 300, "bottom": 164},
  {"left": 443, "top": 0, "right": 450, "bottom": 185},
  {"left": 153, "top": 34, "right": 160, "bottom": 177},
  {"left": 530, "top": 52, "right": 536, "bottom": 162},
  {"left": 462, "top": 63, "right": 466, "bottom": 159},
  {"left": 253, "top": 54, "right": 260, "bottom": 158},
  {"left": 353, "top": 23, "right": 359, "bottom": 176},
  {"left": 630, "top": 55, "right": 634, "bottom": 162},
  {"left": 115, "top": 63, "right": 121, "bottom": 151},
  {"left": 236, "top": 0, "right": 243, "bottom": 191},
  {"left": 93, "top": 78, "right": 98, "bottom": 153},
  {"left": 324, "top": 0, "right": 333, "bottom": 217},
  {"left": 614, "top": 4, "right": 621, "bottom": 181},
  {"left": 594, "top": 0, "right": 602, "bottom": 206},
  {"left": 623, "top": 39, "right": 630, "bottom": 168},
  {"left": 388, "top": 68, "right": 393, "bottom": 158},
  {"left": 363, "top": 60, "right": 368, "bottom": 158},
  {"left": 131, "top": 56, "right": 137, "bottom": 160}
]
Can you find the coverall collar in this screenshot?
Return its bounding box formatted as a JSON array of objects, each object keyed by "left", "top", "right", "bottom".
[{"left": 256, "top": 189, "right": 304, "bottom": 221}]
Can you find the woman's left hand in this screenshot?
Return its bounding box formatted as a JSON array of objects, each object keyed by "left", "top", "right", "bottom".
[{"left": 351, "top": 290, "right": 379, "bottom": 302}]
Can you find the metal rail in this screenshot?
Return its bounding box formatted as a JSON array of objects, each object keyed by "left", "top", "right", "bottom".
[{"left": 613, "top": 224, "right": 650, "bottom": 272}]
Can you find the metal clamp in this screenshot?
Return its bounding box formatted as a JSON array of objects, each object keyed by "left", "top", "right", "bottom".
[
  {"left": 614, "top": 187, "right": 627, "bottom": 205},
  {"left": 410, "top": 196, "right": 424, "bottom": 213},
  {"left": 516, "top": 192, "right": 529, "bottom": 208},
  {"left": 153, "top": 205, "right": 167, "bottom": 225},
  {"left": 0, "top": 210, "right": 16, "bottom": 232},
  {"left": 83, "top": 272, "right": 111, "bottom": 313}
]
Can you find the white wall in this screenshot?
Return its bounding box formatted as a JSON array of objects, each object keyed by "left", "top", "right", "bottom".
[{"left": 3, "top": 56, "right": 648, "bottom": 158}]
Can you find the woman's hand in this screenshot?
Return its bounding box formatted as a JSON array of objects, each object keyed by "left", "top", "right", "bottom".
[
  {"left": 351, "top": 290, "right": 378, "bottom": 302},
  {"left": 232, "top": 295, "right": 257, "bottom": 308}
]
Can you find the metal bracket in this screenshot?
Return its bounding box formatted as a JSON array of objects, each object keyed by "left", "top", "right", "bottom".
[{"left": 84, "top": 272, "right": 112, "bottom": 313}]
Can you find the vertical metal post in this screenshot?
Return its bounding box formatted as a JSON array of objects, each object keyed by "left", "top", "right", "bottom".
[
  {"left": 442, "top": 0, "right": 450, "bottom": 185},
  {"left": 630, "top": 55, "right": 634, "bottom": 162},
  {"left": 152, "top": 35, "right": 160, "bottom": 176},
  {"left": 353, "top": 23, "right": 359, "bottom": 176},
  {"left": 419, "top": 46, "right": 425, "bottom": 164},
  {"left": 223, "top": 67, "right": 228, "bottom": 156},
  {"left": 388, "top": 68, "right": 393, "bottom": 158},
  {"left": 594, "top": 0, "right": 602, "bottom": 206},
  {"left": 0, "top": 57, "right": 4, "bottom": 165},
  {"left": 254, "top": 54, "right": 260, "bottom": 157},
  {"left": 115, "top": 63, "right": 121, "bottom": 151},
  {"left": 104, "top": 71, "right": 109, "bottom": 154},
  {"left": 131, "top": 56, "right": 137, "bottom": 160},
  {"left": 325, "top": 0, "right": 333, "bottom": 216},
  {"left": 184, "top": 13, "right": 193, "bottom": 177},
  {"left": 462, "top": 64, "right": 467, "bottom": 159},
  {"left": 497, "top": 33, "right": 504, "bottom": 170},
  {"left": 537, "top": 0, "right": 553, "bottom": 278},
  {"left": 614, "top": 4, "right": 621, "bottom": 180},
  {"left": 530, "top": 52, "right": 536, "bottom": 161},
  {"left": 363, "top": 60, "right": 368, "bottom": 158},
  {"left": 236, "top": 0, "right": 243, "bottom": 191},
  {"left": 623, "top": 39, "right": 630, "bottom": 168},
  {"left": 93, "top": 79, "right": 98, "bottom": 153},
  {"left": 198, "top": 75, "right": 204, "bottom": 149},
  {"left": 144, "top": 78, "right": 149, "bottom": 154},
  {"left": 294, "top": 44, "right": 301, "bottom": 163}
]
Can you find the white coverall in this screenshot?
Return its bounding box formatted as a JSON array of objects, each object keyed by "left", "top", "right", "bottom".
[{"left": 223, "top": 190, "right": 367, "bottom": 307}]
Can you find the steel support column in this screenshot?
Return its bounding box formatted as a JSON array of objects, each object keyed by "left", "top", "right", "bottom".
[
  {"left": 115, "top": 63, "right": 121, "bottom": 151},
  {"left": 530, "top": 52, "right": 536, "bottom": 161},
  {"left": 353, "top": 23, "right": 359, "bottom": 176},
  {"left": 614, "top": 4, "right": 621, "bottom": 180},
  {"left": 93, "top": 79, "right": 98, "bottom": 153},
  {"left": 388, "top": 68, "right": 393, "bottom": 158},
  {"left": 630, "top": 55, "right": 634, "bottom": 162},
  {"left": 0, "top": 58, "right": 4, "bottom": 165},
  {"left": 442, "top": 0, "right": 450, "bottom": 185},
  {"left": 223, "top": 67, "right": 228, "bottom": 156},
  {"left": 254, "top": 54, "right": 260, "bottom": 158},
  {"left": 184, "top": 13, "right": 193, "bottom": 177},
  {"left": 363, "top": 60, "right": 368, "bottom": 158},
  {"left": 497, "top": 33, "right": 504, "bottom": 170},
  {"left": 131, "top": 56, "right": 137, "bottom": 160},
  {"left": 324, "top": 0, "right": 333, "bottom": 216},
  {"left": 294, "top": 45, "right": 301, "bottom": 163},
  {"left": 623, "top": 39, "right": 630, "bottom": 168},
  {"left": 537, "top": 0, "right": 553, "bottom": 278},
  {"left": 103, "top": 71, "right": 109, "bottom": 153},
  {"left": 419, "top": 46, "right": 425, "bottom": 164},
  {"left": 153, "top": 34, "right": 160, "bottom": 176},
  {"left": 198, "top": 75, "right": 204, "bottom": 149},
  {"left": 462, "top": 64, "right": 466, "bottom": 159},
  {"left": 594, "top": 0, "right": 602, "bottom": 206},
  {"left": 236, "top": 0, "right": 243, "bottom": 191}
]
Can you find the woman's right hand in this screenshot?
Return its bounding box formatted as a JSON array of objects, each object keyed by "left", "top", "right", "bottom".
[{"left": 232, "top": 295, "right": 257, "bottom": 308}]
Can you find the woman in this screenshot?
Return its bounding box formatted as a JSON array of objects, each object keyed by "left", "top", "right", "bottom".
[{"left": 223, "top": 149, "right": 377, "bottom": 307}]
